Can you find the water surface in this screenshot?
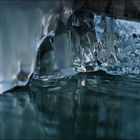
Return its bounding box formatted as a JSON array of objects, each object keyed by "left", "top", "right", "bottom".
[{"left": 0, "top": 71, "right": 140, "bottom": 139}]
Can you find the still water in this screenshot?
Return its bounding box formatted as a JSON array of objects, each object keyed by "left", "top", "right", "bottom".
[{"left": 0, "top": 71, "right": 140, "bottom": 139}]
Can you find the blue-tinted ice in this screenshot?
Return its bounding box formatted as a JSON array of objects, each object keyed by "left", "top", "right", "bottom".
[{"left": 0, "top": 1, "right": 140, "bottom": 93}]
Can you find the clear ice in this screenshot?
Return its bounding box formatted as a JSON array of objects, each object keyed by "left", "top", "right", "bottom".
[
  {"left": 34, "top": 11, "right": 140, "bottom": 81},
  {"left": 0, "top": 1, "right": 140, "bottom": 93}
]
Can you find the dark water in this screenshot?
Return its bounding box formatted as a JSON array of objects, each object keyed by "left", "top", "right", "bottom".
[{"left": 0, "top": 71, "right": 140, "bottom": 139}]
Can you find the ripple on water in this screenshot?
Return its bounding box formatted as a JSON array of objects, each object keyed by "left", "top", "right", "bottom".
[{"left": 0, "top": 71, "right": 139, "bottom": 139}]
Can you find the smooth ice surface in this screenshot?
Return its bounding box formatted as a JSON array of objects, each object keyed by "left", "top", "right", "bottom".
[{"left": 0, "top": 3, "right": 43, "bottom": 93}]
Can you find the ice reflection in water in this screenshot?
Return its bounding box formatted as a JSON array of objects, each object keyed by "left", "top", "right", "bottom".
[{"left": 0, "top": 71, "right": 139, "bottom": 139}]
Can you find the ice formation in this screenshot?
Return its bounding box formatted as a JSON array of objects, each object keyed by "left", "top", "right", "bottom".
[
  {"left": 0, "top": 1, "right": 140, "bottom": 93},
  {"left": 0, "top": 1, "right": 73, "bottom": 93},
  {"left": 0, "top": 3, "right": 43, "bottom": 93},
  {"left": 34, "top": 11, "right": 140, "bottom": 81}
]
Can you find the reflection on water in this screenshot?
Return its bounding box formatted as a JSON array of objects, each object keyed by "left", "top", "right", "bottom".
[{"left": 0, "top": 71, "right": 140, "bottom": 139}]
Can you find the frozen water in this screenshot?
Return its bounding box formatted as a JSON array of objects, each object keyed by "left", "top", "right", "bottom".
[
  {"left": 0, "top": 3, "right": 43, "bottom": 93},
  {"left": 94, "top": 14, "right": 140, "bottom": 74},
  {"left": 35, "top": 11, "right": 140, "bottom": 81},
  {"left": 0, "top": 1, "right": 140, "bottom": 93},
  {"left": 0, "top": 1, "right": 73, "bottom": 93}
]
